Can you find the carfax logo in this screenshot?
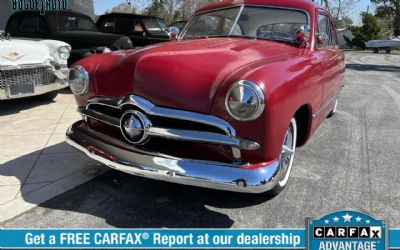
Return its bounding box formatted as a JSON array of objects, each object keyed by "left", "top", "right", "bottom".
[
  {"left": 11, "top": 0, "right": 69, "bottom": 15},
  {"left": 307, "top": 210, "right": 387, "bottom": 250}
]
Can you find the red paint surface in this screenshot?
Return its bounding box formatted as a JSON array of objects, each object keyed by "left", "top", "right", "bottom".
[{"left": 73, "top": 0, "right": 345, "bottom": 166}]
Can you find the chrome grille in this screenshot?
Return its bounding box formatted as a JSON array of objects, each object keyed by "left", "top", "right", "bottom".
[
  {"left": 81, "top": 95, "right": 261, "bottom": 163},
  {"left": 0, "top": 66, "right": 56, "bottom": 90}
]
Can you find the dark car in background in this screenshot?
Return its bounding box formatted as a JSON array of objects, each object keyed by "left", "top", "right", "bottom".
[
  {"left": 97, "top": 13, "right": 170, "bottom": 47},
  {"left": 6, "top": 11, "right": 133, "bottom": 65},
  {"left": 170, "top": 20, "right": 187, "bottom": 31}
]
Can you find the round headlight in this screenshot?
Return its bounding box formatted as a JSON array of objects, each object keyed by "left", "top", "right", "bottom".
[
  {"left": 57, "top": 46, "right": 71, "bottom": 59},
  {"left": 69, "top": 65, "right": 89, "bottom": 95},
  {"left": 225, "top": 80, "right": 265, "bottom": 121}
]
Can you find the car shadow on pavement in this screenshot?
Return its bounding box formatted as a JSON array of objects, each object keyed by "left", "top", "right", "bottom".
[
  {"left": 346, "top": 63, "right": 400, "bottom": 73},
  {"left": 1, "top": 142, "right": 274, "bottom": 228},
  {"left": 0, "top": 88, "right": 72, "bottom": 116}
]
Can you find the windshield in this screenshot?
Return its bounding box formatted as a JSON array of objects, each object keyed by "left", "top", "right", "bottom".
[
  {"left": 181, "top": 6, "right": 308, "bottom": 44},
  {"left": 143, "top": 18, "right": 168, "bottom": 36},
  {"left": 47, "top": 13, "right": 97, "bottom": 32}
]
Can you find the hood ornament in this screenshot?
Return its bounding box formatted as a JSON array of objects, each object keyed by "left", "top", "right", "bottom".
[{"left": 1, "top": 52, "right": 25, "bottom": 61}]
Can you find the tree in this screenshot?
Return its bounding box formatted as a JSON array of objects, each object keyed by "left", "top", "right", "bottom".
[
  {"left": 106, "top": 3, "right": 136, "bottom": 14},
  {"left": 143, "top": 0, "right": 218, "bottom": 24},
  {"left": 371, "top": 0, "right": 400, "bottom": 36},
  {"left": 318, "top": 0, "right": 358, "bottom": 28},
  {"left": 347, "top": 12, "right": 381, "bottom": 49}
]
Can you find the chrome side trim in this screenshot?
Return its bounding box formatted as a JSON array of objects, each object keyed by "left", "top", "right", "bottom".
[
  {"left": 66, "top": 121, "right": 279, "bottom": 194},
  {"left": 147, "top": 127, "right": 260, "bottom": 150},
  {"left": 312, "top": 93, "right": 338, "bottom": 118}
]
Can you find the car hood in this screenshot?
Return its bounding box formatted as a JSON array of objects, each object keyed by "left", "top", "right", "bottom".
[
  {"left": 94, "top": 38, "right": 300, "bottom": 113},
  {"left": 52, "top": 31, "right": 127, "bottom": 49},
  {"left": 0, "top": 38, "right": 53, "bottom": 66}
]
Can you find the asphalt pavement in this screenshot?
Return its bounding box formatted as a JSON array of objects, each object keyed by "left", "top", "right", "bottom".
[{"left": 1, "top": 51, "right": 399, "bottom": 228}]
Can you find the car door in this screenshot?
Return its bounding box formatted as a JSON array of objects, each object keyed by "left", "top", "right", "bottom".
[{"left": 315, "top": 11, "right": 341, "bottom": 121}]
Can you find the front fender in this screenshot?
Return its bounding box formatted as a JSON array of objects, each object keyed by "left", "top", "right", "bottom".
[{"left": 210, "top": 52, "right": 322, "bottom": 164}]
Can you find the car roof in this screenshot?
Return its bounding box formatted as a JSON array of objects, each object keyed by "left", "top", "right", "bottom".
[
  {"left": 98, "top": 13, "right": 165, "bottom": 21},
  {"left": 195, "top": 0, "right": 322, "bottom": 14},
  {"left": 10, "top": 10, "right": 92, "bottom": 17}
]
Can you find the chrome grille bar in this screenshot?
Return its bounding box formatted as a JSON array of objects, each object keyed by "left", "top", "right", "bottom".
[
  {"left": 0, "top": 66, "right": 56, "bottom": 90},
  {"left": 84, "top": 95, "right": 261, "bottom": 160}
]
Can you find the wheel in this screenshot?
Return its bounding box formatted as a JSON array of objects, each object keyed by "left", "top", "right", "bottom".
[
  {"left": 327, "top": 98, "right": 339, "bottom": 118},
  {"left": 385, "top": 49, "right": 391, "bottom": 54},
  {"left": 373, "top": 48, "right": 379, "bottom": 53},
  {"left": 270, "top": 118, "right": 297, "bottom": 196},
  {"left": 34, "top": 91, "right": 58, "bottom": 101}
]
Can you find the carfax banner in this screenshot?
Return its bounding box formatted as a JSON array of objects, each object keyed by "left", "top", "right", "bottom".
[{"left": 0, "top": 211, "right": 399, "bottom": 249}]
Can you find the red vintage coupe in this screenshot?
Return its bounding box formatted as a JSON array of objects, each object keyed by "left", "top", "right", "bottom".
[{"left": 66, "top": 0, "right": 345, "bottom": 195}]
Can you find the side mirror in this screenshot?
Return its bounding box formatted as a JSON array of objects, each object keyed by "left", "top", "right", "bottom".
[
  {"left": 316, "top": 33, "right": 329, "bottom": 46},
  {"left": 294, "top": 25, "right": 310, "bottom": 48},
  {"left": 168, "top": 26, "right": 180, "bottom": 40}
]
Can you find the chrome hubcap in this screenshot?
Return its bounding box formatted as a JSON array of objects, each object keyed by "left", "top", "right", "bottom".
[{"left": 278, "top": 119, "right": 297, "bottom": 187}]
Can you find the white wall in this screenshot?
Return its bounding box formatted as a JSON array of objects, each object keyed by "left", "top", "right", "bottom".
[
  {"left": 0, "top": 0, "right": 13, "bottom": 30},
  {"left": 337, "top": 29, "right": 355, "bottom": 49},
  {"left": 0, "top": 0, "right": 95, "bottom": 30}
]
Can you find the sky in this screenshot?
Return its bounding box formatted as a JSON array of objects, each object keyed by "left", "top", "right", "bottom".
[{"left": 93, "top": 0, "right": 373, "bottom": 25}]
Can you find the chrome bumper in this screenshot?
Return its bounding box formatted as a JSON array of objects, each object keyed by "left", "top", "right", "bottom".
[
  {"left": 66, "top": 121, "right": 280, "bottom": 194},
  {"left": 0, "top": 82, "right": 68, "bottom": 100}
]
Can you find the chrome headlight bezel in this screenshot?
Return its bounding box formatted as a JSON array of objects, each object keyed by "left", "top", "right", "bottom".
[
  {"left": 225, "top": 80, "right": 265, "bottom": 121},
  {"left": 69, "top": 65, "right": 89, "bottom": 96},
  {"left": 56, "top": 46, "right": 71, "bottom": 60}
]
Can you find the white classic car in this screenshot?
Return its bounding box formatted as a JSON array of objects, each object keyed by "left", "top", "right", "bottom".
[
  {"left": 0, "top": 31, "right": 70, "bottom": 100},
  {"left": 366, "top": 36, "right": 400, "bottom": 54}
]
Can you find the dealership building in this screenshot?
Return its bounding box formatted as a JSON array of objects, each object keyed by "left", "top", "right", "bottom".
[{"left": 0, "top": 0, "right": 95, "bottom": 30}]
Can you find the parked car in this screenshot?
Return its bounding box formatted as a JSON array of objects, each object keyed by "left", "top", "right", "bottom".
[
  {"left": 170, "top": 20, "right": 187, "bottom": 31},
  {"left": 66, "top": 0, "right": 345, "bottom": 195},
  {"left": 5, "top": 10, "right": 133, "bottom": 65},
  {"left": 366, "top": 36, "right": 400, "bottom": 54},
  {"left": 97, "top": 13, "right": 170, "bottom": 47},
  {"left": 0, "top": 31, "right": 70, "bottom": 100}
]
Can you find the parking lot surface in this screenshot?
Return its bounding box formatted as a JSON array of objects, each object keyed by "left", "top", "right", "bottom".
[{"left": 1, "top": 51, "right": 399, "bottom": 228}]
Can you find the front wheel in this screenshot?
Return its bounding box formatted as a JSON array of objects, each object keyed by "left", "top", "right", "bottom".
[
  {"left": 373, "top": 48, "right": 379, "bottom": 53},
  {"left": 270, "top": 118, "right": 297, "bottom": 196}
]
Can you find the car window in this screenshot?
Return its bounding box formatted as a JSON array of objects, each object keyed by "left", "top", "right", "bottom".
[
  {"left": 47, "top": 13, "right": 97, "bottom": 32},
  {"left": 133, "top": 19, "right": 145, "bottom": 33},
  {"left": 158, "top": 19, "right": 167, "bottom": 31},
  {"left": 101, "top": 19, "right": 115, "bottom": 32},
  {"left": 182, "top": 6, "right": 307, "bottom": 44},
  {"left": 143, "top": 18, "right": 167, "bottom": 35},
  {"left": 317, "top": 14, "right": 332, "bottom": 49},
  {"left": 115, "top": 18, "right": 135, "bottom": 33},
  {"left": 19, "top": 15, "right": 47, "bottom": 34},
  {"left": 328, "top": 18, "right": 338, "bottom": 47},
  {"left": 183, "top": 8, "right": 239, "bottom": 38}
]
